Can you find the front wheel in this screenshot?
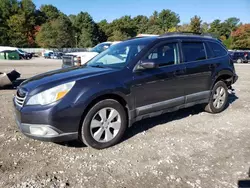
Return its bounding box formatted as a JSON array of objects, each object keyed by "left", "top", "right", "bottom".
[
  {"left": 205, "top": 81, "right": 229, "bottom": 114},
  {"left": 80, "top": 99, "right": 127, "bottom": 149}
]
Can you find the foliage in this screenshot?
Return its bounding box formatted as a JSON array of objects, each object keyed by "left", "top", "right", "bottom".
[
  {"left": 201, "top": 22, "right": 210, "bottom": 33},
  {"left": 158, "top": 9, "right": 180, "bottom": 33},
  {"left": 223, "top": 37, "right": 233, "bottom": 49},
  {"left": 190, "top": 15, "right": 202, "bottom": 33},
  {"left": 40, "top": 4, "right": 60, "bottom": 21},
  {"left": 0, "top": 0, "right": 19, "bottom": 45},
  {"left": 178, "top": 24, "right": 191, "bottom": 32},
  {"left": 7, "top": 13, "right": 28, "bottom": 47},
  {"left": 97, "top": 19, "right": 109, "bottom": 42},
  {"left": 107, "top": 16, "right": 137, "bottom": 40},
  {"left": 73, "top": 12, "right": 99, "bottom": 47},
  {"left": 36, "top": 15, "right": 73, "bottom": 48},
  {"left": 208, "top": 17, "right": 241, "bottom": 39},
  {"left": 146, "top": 10, "right": 180, "bottom": 34},
  {"left": 133, "top": 15, "right": 149, "bottom": 34},
  {"left": 0, "top": 0, "right": 246, "bottom": 49},
  {"left": 231, "top": 24, "right": 250, "bottom": 49}
]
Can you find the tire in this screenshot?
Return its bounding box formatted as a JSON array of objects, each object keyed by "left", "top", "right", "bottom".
[
  {"left": 80, "top": 99, "right": 127, "bottom": 149},
  {"left": 205, "top": 81, "right": 229, "bottom": 114}
]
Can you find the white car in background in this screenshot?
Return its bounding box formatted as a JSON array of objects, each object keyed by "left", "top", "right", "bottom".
[{"left": 62, "top": 42, "right": 120, "bottom": 68}]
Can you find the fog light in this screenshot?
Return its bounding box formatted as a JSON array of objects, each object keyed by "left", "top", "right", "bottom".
[{"left": 29, "top": 126, "right": 59, "bottom": 136}]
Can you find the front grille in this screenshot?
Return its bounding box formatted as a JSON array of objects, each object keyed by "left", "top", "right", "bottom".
[
  {"left": 15, "top": 88, "right": 27, "bottom": 107},
  {"left": 62, "top": 55, "right": 75, "bottom": 66}
]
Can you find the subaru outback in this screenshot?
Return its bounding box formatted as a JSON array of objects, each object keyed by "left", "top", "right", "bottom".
[{"left": 13, "top": 33, "right": 238, "bottom": 149}]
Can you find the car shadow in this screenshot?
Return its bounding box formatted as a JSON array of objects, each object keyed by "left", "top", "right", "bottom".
[
  {"left": 122, "top": 93, "right": 239, "bottom": 144},
  {"left": 55, "top": 93, "right": 239, "bottom": 148},
  {"left": 56, "top": 140, "right": 86, "bottom": 148},
  {"left": 228, "top": 92, "right": 239, "bottom": 104}
]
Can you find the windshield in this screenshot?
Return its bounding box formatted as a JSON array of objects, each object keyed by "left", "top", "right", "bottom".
[
  {"left": 18, "top": 49, "right": 25, "bottom": 53},
  {"left": 87, "top": 37, "right": 155, "bottom": 69},
  {"left": 91, "top": 43, "right": 111, "bottom": 53}
]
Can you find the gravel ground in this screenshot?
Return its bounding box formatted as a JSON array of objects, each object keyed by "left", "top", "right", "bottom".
[{"left": 0, "top": 58, "right": 250, "bottom": 188}]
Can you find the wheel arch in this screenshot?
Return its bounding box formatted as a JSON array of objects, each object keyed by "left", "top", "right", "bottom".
[
  {"left": 212, "top": 70, "right": 234, "bottom": 89},
  {"left": 78, "top": 93, "right": 130, "bottom": 134}
]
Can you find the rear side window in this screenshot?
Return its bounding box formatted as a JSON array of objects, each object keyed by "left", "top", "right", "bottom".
[
  {"left": 208, "top": 42, "right": 227, "bottom": 57},
  {"left": 182, "top": 42, "right": 206, "bottom": 62}
]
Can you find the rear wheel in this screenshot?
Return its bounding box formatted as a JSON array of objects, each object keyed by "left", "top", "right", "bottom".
[
  {"left": 237, "top": 58, "right": 243, "bottom": 64},
  {"left": 205, "top": 81, "right": 228, "bottom": 114},
  {"left": 80, "top": 99, "right": 127, "bottom": 149}
]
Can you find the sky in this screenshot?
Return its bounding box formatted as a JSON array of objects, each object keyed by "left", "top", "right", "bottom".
[{"left": 33, "top": 0, "right": 250, "bottom": 24}]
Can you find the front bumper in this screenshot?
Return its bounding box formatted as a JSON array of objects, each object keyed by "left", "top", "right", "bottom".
[
  {"left": 15, "top": 120, "right": 78, "bottom": 142},
  {"left": 13, "top": 99, "right": 81, "bottom": 142}
]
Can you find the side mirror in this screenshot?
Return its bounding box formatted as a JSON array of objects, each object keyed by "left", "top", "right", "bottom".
[{"left": 140, "top": 60, "right": 158, "bottom": 69}]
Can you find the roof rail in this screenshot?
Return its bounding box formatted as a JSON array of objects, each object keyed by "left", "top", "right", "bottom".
[{"left": 160, "top": 32, "right": 216, "bottom": 38}]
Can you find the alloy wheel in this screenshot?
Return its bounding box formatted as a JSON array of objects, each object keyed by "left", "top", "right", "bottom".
[
  {"left": 213, "top": 86, "right": 226, "bottom": 109},
  {"left": 90, "top": 107, "right": 121, "bottom": 143}
]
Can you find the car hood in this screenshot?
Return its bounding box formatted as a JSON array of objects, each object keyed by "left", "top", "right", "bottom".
[{"left": 20, "top": 66, "right": 116, "bottom": 94}]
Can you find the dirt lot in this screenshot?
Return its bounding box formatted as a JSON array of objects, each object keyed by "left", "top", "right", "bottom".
[{"left": 0, "top": 58, "right": 250, "bottom": 188}]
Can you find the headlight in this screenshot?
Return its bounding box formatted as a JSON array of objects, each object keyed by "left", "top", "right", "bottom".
[{"left": 26, "top": 81, "right": 75, "bottom": 105}]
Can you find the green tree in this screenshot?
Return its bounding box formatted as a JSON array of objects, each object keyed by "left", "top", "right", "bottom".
[
  {"left": 108, "top": 30, "right": 129, "bottom": 41},
  {"left": 221, "top": 17, "right": 241, "bottom": 38},
  {"left": 190, "top": 15, "right": 202, "bottom": 33},
  {"left": 133, "top": 15, "right": 149, "bottom": 34},
  {"left": 7, "top": 14, "right": 28, "bottom": 47},
  {"left": 201, "top": 22, "right": 210, "bottom": 33},
  {"left": 0, "top": 0, "right": 19, "bottom": 45},
  {"left": 208, "top": 19, "right": 222, "bottom": 37},
  {"left": 177, "top": 23, "right": 191, "bottom": 32},
  {"left": 158, "top": 9, "right": 180, "bottom": 33},
  {"left": 19, "top": 0, "right": 37, "bottom": 46},
  {"left": 36, "top": 14, "right": 74, "bottom": 48},
  {"left": 0, "top": 8, "right": 7, "bottom": 45},
  {"left": 0, "top": 0, "right": 19, "bottom": 20},
  {"left": 223, "top": 37, "right": 233, "bottom": 49},
  {"left": 108, "top": 16, "right": 137, "bottom": 39},
  {"left": 68, "top": 14, "right": 76, "bottom": 25},
  {"left": 208, "top": 18, "right": 240, "bottom": 40},
  {"left": 74, "top": 12, "right": 99, "bottom": 47},
  {"left": 96, "top": 20, "right": 108, "bottom": 42},
  {"left": 147, "top": 11, "right": 161, "bottom": 34},
  {"left": 225, "top": 17, "right": 240, "bottom": 33},
  {"left": 40, "top": 4, "right": 60, "bottom": 21}
]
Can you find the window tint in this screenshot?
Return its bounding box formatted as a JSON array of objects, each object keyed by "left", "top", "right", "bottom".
[
  {"left": 145, "top": 43, "right": 178, "bottom": 67},
  {"left": 182, "top": 42, "right": 206, "bottom": 62},
  {"left": 208, "top": 42, "right": 227, "bottom": 57}
]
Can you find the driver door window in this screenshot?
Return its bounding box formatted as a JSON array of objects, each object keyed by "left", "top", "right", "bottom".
[{"left": 145, "top": 43, "right": 179, "bottom": 67}]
